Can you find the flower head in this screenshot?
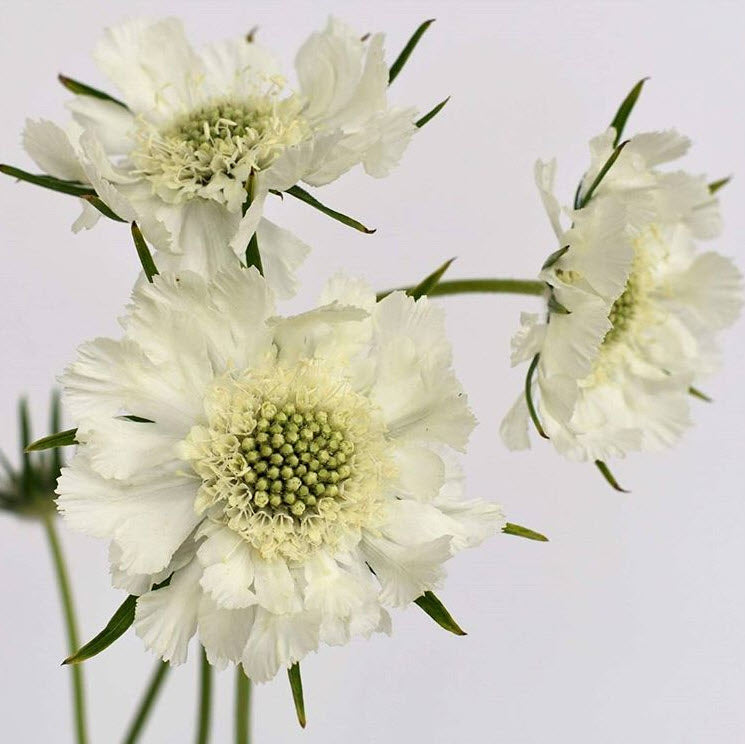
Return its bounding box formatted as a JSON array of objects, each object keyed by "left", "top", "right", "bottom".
[
  {"left": 21, "top": 17, "right": 420, "bottom": 295},
  {"left": 57, "top": 269, "right": 503, "bottom": 681},
  {"left": 502, "top": 128, "right": 742, "bottom": 463}
]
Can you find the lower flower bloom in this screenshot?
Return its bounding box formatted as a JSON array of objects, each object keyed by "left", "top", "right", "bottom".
[
  {"left": 502, "top": 128, "right": 742, "bottom": 462},
  {"left": 57, "top": 269, "right": 503, "bottom": 681}
]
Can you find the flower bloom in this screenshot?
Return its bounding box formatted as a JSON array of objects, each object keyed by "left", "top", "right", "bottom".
[
  {"left": 57, "top": 269, "right": 503, "bottom": 681},
  {"left": 22, "top": 17, "right": 419, "bottom": 295},
  {"left": 502, "top": 128, "right": 742, "bottom": 461}
]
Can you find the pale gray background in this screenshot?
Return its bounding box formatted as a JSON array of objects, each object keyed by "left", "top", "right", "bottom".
[{"left": 2, "top": 1, "right": 744, "bottom": 742}]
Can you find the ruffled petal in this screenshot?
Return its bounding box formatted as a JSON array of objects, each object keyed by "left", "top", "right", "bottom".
[{"left": 22, "top": 119, "right": 87, "bottom": 181}]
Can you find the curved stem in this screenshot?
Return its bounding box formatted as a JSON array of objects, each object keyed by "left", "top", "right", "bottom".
[
  {"left": 195, "top": 648, "right": 213, "bottom": 744},
  {"left": 42, "top": 513, "right": 88, "bottom": 744},
  {"left": 121, "top": 662, "right": 170, "bottom": 744},
  {"left": 378, "top": 278, "right": 546, "bottom": 300},
  {"left": 235, "top": 668, "right": 252, "bottom": 744}
]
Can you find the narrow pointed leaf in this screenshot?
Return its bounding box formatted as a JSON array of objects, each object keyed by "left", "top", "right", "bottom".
[
  {"left": 63, "top": 595, "right": 136, "bottom": 665},
  {"left": 245, "top": 26, "right": 259, "bottom": 43},
  {"left": 503, "top": 522, "right": 549, "bottom": 542},
  {"left": 525, "top": 354, "right": 548, "bottom": 439},
  {"left": 388, "top": 19, "right": 435, "bottom": 84},
  {"left": 406, "top": 257, "right": 455, "bottom": 301},
  {"left": 25, "top": 427, "right": 77, "bottom": 453},
  {"left": 689, "top": 386, "right": 712, "bottom": 402},
  {"left": 609, "top": 78, "right": 648, "bottom": 146},
  {"left": 594, "top": 460, "right": 630, "bottom": 493},
  {"left": 81, "top": 194, "right": 126, "bottom": 222},
  {"left": 131, "top": 222, "right": 159, "bottom": 283},
  {"left": 709, "top": 176, "right": 731, "bottom": 195},
  {"left": 414, "top": 590, "right": 466, "bottom": 636},
  {"left": 576, "top": 140, "right": 629, "bottom": 209},
  {"left": 243, "top": 173, "right": 264, "bottom": 274},
  {"left": 415, "top": 96, "right": 450, "bottom": 129},
  {"left": 58, "top": 74, "right": 128, "bottom": 108},
  {"left": 64, "top": 578, "right": 171, "bottom": 665},
  {"left": 287, "top": 663, "right": 306, "bottom": 728},
  {"left": 547, "top": 293, "right": 571, "bottom": 315},
  {"left": 284, "top": 185, "right": 375, "bottom": 233},
  {"left": 542, "top": 245, "right": 569, "bottom": 270},
  {"left": 0, "top": 164, "right": 95, "bottom": 197},
  {"left": 117, "top": 415, "right": 155, "bottom": 424}
]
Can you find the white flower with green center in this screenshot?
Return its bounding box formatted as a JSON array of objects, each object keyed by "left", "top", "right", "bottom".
[
  {"left": 20, "top": 16, "right": 421, "bottom": 294},
  {"left": 502, "top": 128, "right": 742, "bottom": 464},
  {"left": 56, "top": 269, "right": 503, "bottom": 681}
]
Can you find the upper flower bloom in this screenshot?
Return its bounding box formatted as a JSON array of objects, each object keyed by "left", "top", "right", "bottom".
[
  {"left": 502, "top": 128, "right": 742, "bottom": 463},
  {"left": 22, "top": 17, "right": 420, "bottom": 294},
  {"left": 56, "top": 268, "right": 503, "bottom": 681}
]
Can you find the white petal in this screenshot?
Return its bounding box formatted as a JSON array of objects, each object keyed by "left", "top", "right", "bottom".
[
  {"left": 360, "top": 106, "right": 417, "bottom": 179},
  {"left": 72, "top": 199, "right": 102, "bottom": 233},
  {"left": 510, "top": 312, "right": 546, "bottom": 366},
  {"left": 254, "top": 219, "right": 310, "bottom": 299},
  {"left": 393, "top": 444, "right": 445, "bottom": 501},
  {"left": 134, "top": 559, "right": 203, "bottom": 665},
  {"left": 534, "top": 159, "right": 563, "bottom": 240},
  {"left": 253, "top": 557, "right": 300, "bottom": 614},
  {"left": 66, "top": 96, "right": 136, "bottom": 155},
  {"left": 360, "top": 533, "right": 452, "bottom": 607},
  {"left": 241, "top": 609, "right": 320, "bottom": 683},
  {"left": 198, "top": 595, "right": 255, "bottom": 670},
  {"left": 500, "top": 392, "right": 532, "bottom": 451},
  {"left": 628, "top": 130, "right": 691, "bottom": 167},
  {"left": 22, "top": 119, "right": 86, "bottom": 181},
  {"left": 196, "top": 525, "right": 257, "bottom": 609},
  {"left": 199, "top": 37, "right": 281, "bottom": 97},
  {"left": 94, "top": 18, "right": 202, "bottom": 116},
  {"left": 57, "top": 453, "right": 201, "bottom": 575}
]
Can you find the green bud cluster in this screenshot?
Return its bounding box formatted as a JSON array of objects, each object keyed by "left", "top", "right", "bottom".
[
  {"left": 605, "top": 277, "right": 638, "bottom": 345},
  {"left": 169, "top": 102, "right": 267, "bottom": 150},
  {"left": 239, "top": 401, "right": 355, "bottom": 519}
]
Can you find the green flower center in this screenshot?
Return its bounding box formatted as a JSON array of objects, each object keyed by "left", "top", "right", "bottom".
[
  {"left": 238, "top": 401, "right": 355, "bottom": 519},
  {"left": 604, "top": 277, "right": 638, "bottom": 345}
]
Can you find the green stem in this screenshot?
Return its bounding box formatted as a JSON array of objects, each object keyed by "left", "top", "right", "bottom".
[
  {"left": 195, "top": 648, "right": 213, "bottom": 744},
  {"left": 121, "top": 662, "right": 170, "bottom": 744},
  {"left": 235, "top": 668, "right": 251, "bottom": 744},
  {"left": 42, "top": 513, "right": 88, "bottom": 744},
  {"left": 379, "top": 278, "right": 546, "bottom": 300}
]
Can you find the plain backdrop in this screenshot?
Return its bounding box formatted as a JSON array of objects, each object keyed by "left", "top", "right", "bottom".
[{"left": 1, "top": 1, "right": 744, "bottom": 742}]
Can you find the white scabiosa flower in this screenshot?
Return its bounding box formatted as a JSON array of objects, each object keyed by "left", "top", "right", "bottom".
[
  {"left": 20, "top": 17, "right": 422, "bottom": 294},
  {"left": 56, "top": 269, "right": 503, "bottom": 681},
  {"left": 502, "top": 127, "right": 742, "bottom": 470}
]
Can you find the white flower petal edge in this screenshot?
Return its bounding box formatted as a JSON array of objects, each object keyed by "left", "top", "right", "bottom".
[
  {"left": 503, "top": 127, "right": 742, "bottom": 462},
  {"left": 57, "top": 269, "right": 504, "bottom": 682},
  {"left": 23, "top": 16, "right": 419, "bottom": 294}
]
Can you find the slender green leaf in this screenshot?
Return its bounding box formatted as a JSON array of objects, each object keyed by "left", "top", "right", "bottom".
[
  {"left": 64, "top": 579, "right": 171, "bottom": 665},
  {"left": 576, "top": 140, "right": 629, "bottom": 209},
  {"left": 376, "top": 278, "right": 545, "bottom": 301},
  {"left": 709, "top": 176, "right": 731, "bottom": 195},
  {"left": 547, "top": 293, "right": 571, "bottom": 315},
  {"left": 244, "top": 173, "right": 264, "bottom": 275},
  {"left": 594, "top": 460, "right": 630, "bottom": 493},
  {"left": 287, "top": 663, "right": 306, "bottom": 728},
  {"left": 406, "top": 258, "right": 455, "bottom": 301},
  {"left": 117, "top": 415, "right": 155, "bottom": 424},
  {"left": 63, "top": 595, "right": 136, "bottom": 665},
  {"left": 50, "top": 390, "right": 63, "bottom": 475},
  {"left": 414, "top": 590, "right": 466, "bottom": 636},
  {"left": 609, "top": 78, "right": 648, "bottom": 146},
  {"left": 525, "top": 354, "right": 548, "bottom": 439},
  {"left": 245, "top": 26, "right": 259, "bottom": 43},
  {"left": 542, "top": 245, "right": 569, "bottom": 270},
  {"left": 284, "top": 185, "right": 375, "bottom": 234},
  {"left": 415, "top": 96, "right": 450, "bottom": 129},
  {"left": 25, "top": 428, "right": 77, "bottom": 453},
  {"left": 0, "top": 164, "right": 95, "bottom": 197},
  {"left": 388, "top": 19, "right": 435, "bottom": 84},
  {"left": 81, "top": 194, "right": 126, "bottom": 222},
  {"left": 58, "top": 74, "right": 128, "bottom": 109},
  {"left": 131, "top": 222, "right": 159, "bottom": 282},
  {"left": 502, "top": 522, "right": 549, "bottom": 542},
  {"left": 689, "top": 386, "right": 712, "bottom": 402}
]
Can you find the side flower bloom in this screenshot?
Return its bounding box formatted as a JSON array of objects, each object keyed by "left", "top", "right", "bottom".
[
  {"left": 502, "top": 128, "right": 742, "bottom": 464},
  {"left": 56, "top": 269, "right": 503, "bottom": 682},
  {"left": 20, "top": 17, "right": 421, "bottom": 294}
]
